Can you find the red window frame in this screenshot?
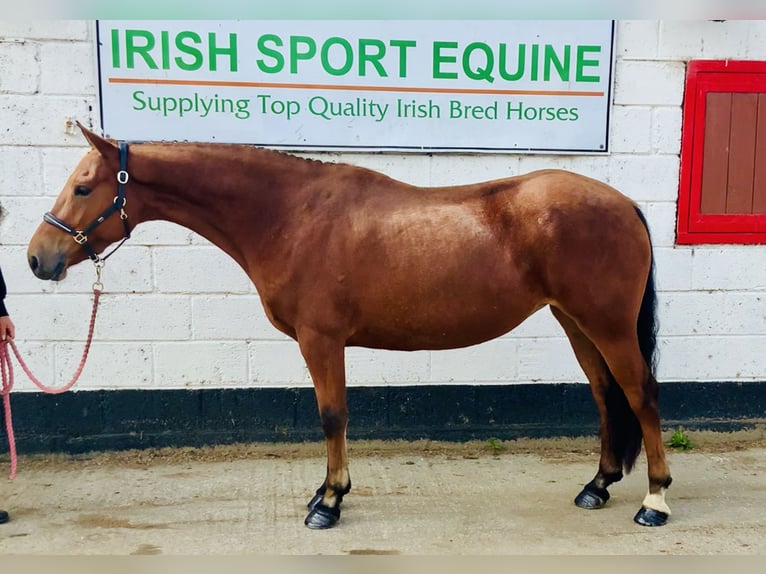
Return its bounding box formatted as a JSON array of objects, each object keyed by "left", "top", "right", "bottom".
[{"left": 677, "top": 60, "right": 766, "bottom": 244}]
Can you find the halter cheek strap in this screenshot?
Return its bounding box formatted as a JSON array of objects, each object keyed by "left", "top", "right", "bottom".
[{"left": 43, "top": 141, "right": 132, "bottom": 264}]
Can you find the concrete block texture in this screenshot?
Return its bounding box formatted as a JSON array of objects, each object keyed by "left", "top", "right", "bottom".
[
  {"left": 613, "top": 60, "right": 686, "bottom": 106},
  {"left": 0, "top": 40, "right": 39, "bottom": 94}
]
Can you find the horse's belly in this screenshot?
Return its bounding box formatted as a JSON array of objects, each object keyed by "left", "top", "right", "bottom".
[{"left": 348, "top": 291, "right": 540, "bottom": 351}]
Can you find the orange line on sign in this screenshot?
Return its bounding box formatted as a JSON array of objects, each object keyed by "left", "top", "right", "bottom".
[{"left": 108, "top": 77, "right": 604, "bottom": 97}]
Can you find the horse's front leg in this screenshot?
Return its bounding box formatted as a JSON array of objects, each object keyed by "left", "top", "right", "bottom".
[{"left": 298, "top": 328, "right": 351, "bottom": 529}]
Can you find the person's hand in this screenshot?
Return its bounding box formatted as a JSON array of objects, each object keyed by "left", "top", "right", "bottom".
[{"left": 0, "top": 315, "right": 15, "bottom": 340}]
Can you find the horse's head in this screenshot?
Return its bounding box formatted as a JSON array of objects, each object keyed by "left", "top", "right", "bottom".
[{"left": 27, "top": 123, "right": 132, "bottom": 281}]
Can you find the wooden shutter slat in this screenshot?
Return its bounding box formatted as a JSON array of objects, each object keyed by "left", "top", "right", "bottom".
[
  {"left": 753, "top": 93, "right": 766, "bottom": 214},
  {"left": 726, "top": 92, "right": 758, "bottom": 214},
  {"left": 700, "top": 92, "right": 731, "bottom": 214}
]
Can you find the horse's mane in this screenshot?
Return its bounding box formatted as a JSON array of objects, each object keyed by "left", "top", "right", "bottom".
[{"left": 134, "top": 140, "right": 364, "bottom": 177}]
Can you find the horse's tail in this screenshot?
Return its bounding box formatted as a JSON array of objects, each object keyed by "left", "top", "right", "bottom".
[
  {"left": 604, "top": 205, "right": 657, "bottom": 474},
  {"left": 634, "top": 206, "right": 658, "bottom": 375}
]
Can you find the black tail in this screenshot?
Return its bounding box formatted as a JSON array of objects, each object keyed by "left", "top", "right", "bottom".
[
  {"left": 604, "top": 206, "right": 658, "bottom": 474},
  {"left": 633, "top": 206, "right": 658, "bottom": 374}
]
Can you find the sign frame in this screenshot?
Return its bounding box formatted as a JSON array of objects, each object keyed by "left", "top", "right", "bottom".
[{"left": 95, "top": 20, "right": 615, "bottom": 154}]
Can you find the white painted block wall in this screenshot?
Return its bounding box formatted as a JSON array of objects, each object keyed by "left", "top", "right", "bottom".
[{"left": 0, "top": 20, "right": 764, "bottom": 391}]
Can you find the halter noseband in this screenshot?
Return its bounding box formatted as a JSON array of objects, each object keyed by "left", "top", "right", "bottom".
[{"left": 43, "top": 141, "right": 132, "bottom": 264}]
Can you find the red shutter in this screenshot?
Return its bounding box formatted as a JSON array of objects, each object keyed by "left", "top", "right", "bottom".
[{"left": 677, "top": 60, "right": 766, "bottom": 244}]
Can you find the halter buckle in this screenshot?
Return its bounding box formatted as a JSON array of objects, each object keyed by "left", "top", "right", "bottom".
[
  {"left": 73, "top": 231, "right": 87, "bottom": 245},
  {"left": 117, "top": 170, "right": 129, "bottom": 185}
]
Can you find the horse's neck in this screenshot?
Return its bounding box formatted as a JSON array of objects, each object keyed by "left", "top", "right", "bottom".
[{"left": 130, "top": 144, "right": 307, "bottom": 270}]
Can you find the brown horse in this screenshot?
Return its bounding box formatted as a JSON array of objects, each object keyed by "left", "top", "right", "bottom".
[{"left": 27, "top": 123, "right": 672, "bottom": 529}]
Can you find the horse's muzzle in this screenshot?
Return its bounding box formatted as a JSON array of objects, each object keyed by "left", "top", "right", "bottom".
[{"left": 28, "top": 253, "right": 67, "bottom": 281}]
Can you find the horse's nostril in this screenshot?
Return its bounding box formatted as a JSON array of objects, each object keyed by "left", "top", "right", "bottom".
[{"left": 29, "top": 255, "right": 39, "bottom": 271}]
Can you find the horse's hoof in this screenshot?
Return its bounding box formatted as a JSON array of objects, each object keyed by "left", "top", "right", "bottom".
[
  {"left": 574, "top": 483, "right": 610, "bottom": 509},
  {"left": 633, "top": 506, "right": 669, "bottom": 527},
  {"left": 304, "top": 503, "right": 340, "bottom": 529},
  {"left": 307, "top": 486, "right": 325, "bottom": 510}
]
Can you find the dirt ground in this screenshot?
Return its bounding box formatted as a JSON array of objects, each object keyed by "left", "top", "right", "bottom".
[{"left": 1, "top": 429, "right": 765, "bottom": 555}]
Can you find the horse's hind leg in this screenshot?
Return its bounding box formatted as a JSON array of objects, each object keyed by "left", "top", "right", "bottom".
[
  {"left": 297, "top": 328, "right": 351, "bottom": 529},
  {"left": 551, "top": 307, "right": 634, "bottom": 510},
  {"left": 555, "top": 307, "right": 671, "bottom": 525},
  {"left": 596, "top": 335, "right": 672, "bottom": 526}
]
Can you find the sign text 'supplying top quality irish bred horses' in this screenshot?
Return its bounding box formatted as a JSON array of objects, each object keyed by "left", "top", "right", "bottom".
[{"left": 27, "top": 124, "right": 672, "bottom": 529}]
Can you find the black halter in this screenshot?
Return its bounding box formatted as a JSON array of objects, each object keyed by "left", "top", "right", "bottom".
[{"left": 43, "top": 141, "right": 132, "bottom": 264}]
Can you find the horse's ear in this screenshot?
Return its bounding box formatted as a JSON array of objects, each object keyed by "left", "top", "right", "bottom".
[{"left": 77, "top": 121, "right": 119, "bottom": 161}]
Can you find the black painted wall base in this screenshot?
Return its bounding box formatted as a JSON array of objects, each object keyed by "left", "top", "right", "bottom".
[{"left": 2, "top": 382, "right": 764, "bottom": 455}]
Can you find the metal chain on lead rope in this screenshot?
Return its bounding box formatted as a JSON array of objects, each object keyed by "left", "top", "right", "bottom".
[{"left": 0, "top": 264, "right": 104, "bottom": 480}]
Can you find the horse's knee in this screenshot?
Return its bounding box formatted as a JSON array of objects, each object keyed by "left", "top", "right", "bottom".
[{"left": 320, "top": 406, "right": 348, "bottom": 438}]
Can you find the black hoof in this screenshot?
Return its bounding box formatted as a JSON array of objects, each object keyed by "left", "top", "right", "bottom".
[
  {"left": 574, "top": 482, "right": 610, "bottom": 509},
  {"left": 634, "top": 506, "right": 669, "bottom": 527},
  {"left": 304, "top": 503, "right": 340, "bottom": 529},
  {"left": 307, "top": 485, "right": 326, "bottom": 510},
  {"left": 0, "top": 510, "right": 8, "bottom": 524}
]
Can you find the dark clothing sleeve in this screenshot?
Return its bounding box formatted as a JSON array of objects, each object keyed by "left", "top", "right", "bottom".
[{"left": 0, "top": 265, "right": 8, "bottom": 317}]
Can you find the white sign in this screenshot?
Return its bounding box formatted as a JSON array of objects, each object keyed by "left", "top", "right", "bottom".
[{"left": 96, "top": 20, "right": 614, "bottom": 153}]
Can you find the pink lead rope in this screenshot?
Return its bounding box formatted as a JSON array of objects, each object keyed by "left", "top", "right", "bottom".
[{"left": 0, "top": 282, "right": 102, "bottom": 480}]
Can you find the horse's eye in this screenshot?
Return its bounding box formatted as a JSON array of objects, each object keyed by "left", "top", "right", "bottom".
[{"left": 74, "top": 185, "right": 92, "bottom": 196}]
